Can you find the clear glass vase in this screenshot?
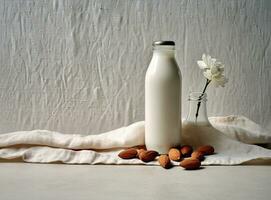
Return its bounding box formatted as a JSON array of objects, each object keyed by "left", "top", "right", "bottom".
[
  {"left": 182, "top": 92, "right": 212, "bottom": 145},
  {"left": 185, "top": 92, "right": 210, "bottom": 125}
]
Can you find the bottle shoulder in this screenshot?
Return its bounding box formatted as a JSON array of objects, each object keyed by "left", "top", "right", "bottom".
[{"left": 146, "top": 56, "right": 181, "bottom": 79}]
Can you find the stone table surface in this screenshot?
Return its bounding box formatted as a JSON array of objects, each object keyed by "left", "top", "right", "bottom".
[{"left": 0, "top": 163, "right": 270, "bottom": 200}]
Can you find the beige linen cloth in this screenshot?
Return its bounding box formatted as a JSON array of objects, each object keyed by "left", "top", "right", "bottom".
[{"left": 0, "top": 115, "right": 271, "bottom": 165}]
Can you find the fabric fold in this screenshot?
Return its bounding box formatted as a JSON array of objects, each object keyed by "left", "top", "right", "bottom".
[
  {"left": 0, "top": 121, "right": 145, "bottom": 150},
  {"left": 0, "top": 115, "right": 270, "bottom": 165}
]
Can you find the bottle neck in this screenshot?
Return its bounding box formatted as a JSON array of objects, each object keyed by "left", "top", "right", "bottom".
[
  {"left": 186, "top": 92, "right": 210, "bottom": 125},
  {"left": 153, "top": 45, "right": 175, "bottom": 58}
]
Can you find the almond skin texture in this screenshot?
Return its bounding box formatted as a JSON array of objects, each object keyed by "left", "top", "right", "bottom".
[
  {"left": 180, "top": 158, "right": 201, "bottom": 170},
  {"left": 168, "top": 148, "right": 182, "bottom": 161},
  {"left": 139, "top": 150, "right": 159, "bottom": 162},
  {"left": 191, "top": 151, "right": 205, "bottom": 161},
  {"left": 180, "top": 145, "right": 193, "bottom": 157},
  {"left": 118, "top": 148, "right": 138, "bottom": 159},
  {"left": 137, "top": 149, "right": 146, "bottom": 158},
  {"left": 158, "top": 155, "right": 172, "bottom": 169},
  {"left": 197, "top": 145, "right": 215, "bottom": 155}
]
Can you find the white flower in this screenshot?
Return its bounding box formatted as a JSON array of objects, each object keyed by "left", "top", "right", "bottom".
[{"left": 197, "top": 54, "right": 228, "bottom": 87}]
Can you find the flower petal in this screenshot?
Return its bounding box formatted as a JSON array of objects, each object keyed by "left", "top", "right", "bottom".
[
  {"left": 202, "top": 54, "right": 206, "bottom": 61},
  {"left": 203, "top": 70, "right": 212, "bottom": 80},
  {"left": 210, "top": 65, "right": 219, "bottom": 74},
  {"left": 205, "top": 55, "right": 211, "bottom": 66},
  {"left": 211, "top": 58, "right": 217, "bottom": 64},
  {"left": 212, "top": 74, "right": 228, "bottom": 87},
  {"left": 197, "top": 60, "right": 208, "bottom": 69},
  {"left": 202, "top": 54, "right": 208, "bottom": 65}
]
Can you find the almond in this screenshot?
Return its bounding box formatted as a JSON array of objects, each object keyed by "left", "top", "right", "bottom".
[
  {"left": 139, "top": 150, "right": 159, "bottom": 162},
  {"left": 137, "top": 148, "right": 146, "bottom": 158},
  {"left": 158, "top": 155, "right": 172, "bottom": 169},
  {"left": 118, "top": 148, "right": 138, "bottom": 159},
  {"left": 180, "top": 158, "right": 201, "bottom": 170},
  {"left": 168, "top": 148, "right": 182, "bottom": 161},
  {"left": 180, "top": 145, "right": 193, "bottom": 157},
  {"left": 197, "top": 145, "right": 215, "bottom": 155},
  {"left": 191, "top": 151, "right": 205, "bottom": 161}
]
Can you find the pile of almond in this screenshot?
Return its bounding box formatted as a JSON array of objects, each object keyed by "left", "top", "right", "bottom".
[{"left": 118, "top": 145, "right": 215, "bottom": 170}]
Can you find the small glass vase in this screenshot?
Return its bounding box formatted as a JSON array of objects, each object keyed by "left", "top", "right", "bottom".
[
  {"left": 185, "top": 92, "right": 210, "bottom": 125},
  {"left": 182, "top": 92, "right": 212, "bottom": 145}
]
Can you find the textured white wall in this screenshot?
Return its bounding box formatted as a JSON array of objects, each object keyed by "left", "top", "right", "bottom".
[{"left": 0, "top": 0, "right": 270, "bottom": 135}]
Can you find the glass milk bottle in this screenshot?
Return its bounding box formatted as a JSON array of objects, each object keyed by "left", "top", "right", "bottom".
[{"left": 145, "top": 41, "right": 182, "bottom": 154}]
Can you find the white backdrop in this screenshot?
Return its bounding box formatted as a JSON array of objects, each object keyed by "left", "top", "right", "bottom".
[{"left": 0, "top": 0, "right": 270, "bottom": 135}]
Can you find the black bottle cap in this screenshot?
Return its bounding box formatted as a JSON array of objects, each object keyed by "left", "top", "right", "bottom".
[{"left": 152, "top": 41, "right": 175, "bottom": 46}]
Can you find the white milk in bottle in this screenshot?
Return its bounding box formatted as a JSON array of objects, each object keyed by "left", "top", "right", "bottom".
[{"left": 145, "top": 41, "right": 182, "bottom": 154}]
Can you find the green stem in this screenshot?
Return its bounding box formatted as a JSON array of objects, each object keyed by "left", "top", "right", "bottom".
[{"left": 195, "top": 79, "right": 211, "bottom": 122}]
